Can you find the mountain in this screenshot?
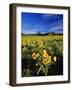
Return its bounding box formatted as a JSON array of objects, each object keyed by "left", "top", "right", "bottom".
[{"left": 22, "top": 32, "right": 63, "bottom": 36}]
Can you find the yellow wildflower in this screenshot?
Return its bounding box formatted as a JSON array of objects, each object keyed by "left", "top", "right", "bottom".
[
  {"left": 43, "top": 53, "right": 48, "bottom": 58},
  {"left": 39, "top": 41, "right": 43, "bottom": 48},
  {"left": 42, "top": 58, "right": 48, "bottom": 65},
  {"left": 32, "top": 52, "right": 37, "bottom": 60},
  {"left": 43, "top": 50, "right": 49, "bottom": 58},
  {"left": 42, "top": 55, "right": 51, "bottom": 65},
  {"left": 43, "top": 50, "right": 47, "bottom": 54},
  {"left": 53, "top": 56, "right": 57, "bottom": 62},
  {"left": 36, "top": 53, "right": 39, "bottom": 57},
  {"left": 48, "top": 56, "right": 51, "bottom": 63}
]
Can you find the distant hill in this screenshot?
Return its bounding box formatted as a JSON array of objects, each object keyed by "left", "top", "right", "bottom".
[{"left": 22, "top": 32, "right": 63, "bottom": 36}]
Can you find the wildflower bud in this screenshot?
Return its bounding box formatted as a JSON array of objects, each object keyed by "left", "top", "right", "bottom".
[{"left": 53, "top": 56, "right": 57, "bottom": 62}]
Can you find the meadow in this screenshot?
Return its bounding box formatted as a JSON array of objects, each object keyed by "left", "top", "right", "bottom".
[{"left": 21, "top": 35, "right": 63, "bottom": 77}]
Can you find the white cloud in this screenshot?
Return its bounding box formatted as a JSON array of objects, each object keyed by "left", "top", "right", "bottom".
[
  {"left": 41, "top": 14, "right": 54, "bottom": 19},
  {"left": 49, "top": 19, "right": 63, "bottom": 33},
  {"left": 22, "top": 28, "right": 39, "bottom": 34},
  {"left": 50, "top": 26, "right": 63, "bottom": 31}
]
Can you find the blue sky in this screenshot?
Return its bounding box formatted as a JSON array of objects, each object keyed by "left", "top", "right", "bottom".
[{"left": 21, "top": 12, "right": 63, "bottom": 34}]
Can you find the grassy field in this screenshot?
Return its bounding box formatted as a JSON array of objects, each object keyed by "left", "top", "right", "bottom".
[
  {"left": 22, "top": 35, "right": 63, "bottom": 45},
  {"left": 21, "top": 35, "right": 63, "bottom": 77}
]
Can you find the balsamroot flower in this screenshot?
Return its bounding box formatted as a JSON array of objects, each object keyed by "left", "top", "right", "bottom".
[
  {"left": 32, "top": 52, "right": 37, "bottom": 60},
  {"left": 48, "top": 55, "right": 51, "bottom": 63},
  {"left": 32, "top": 52, "right": 39, "bottom": 60},
  {"left": 43, "top": 50, "right": 49, "bottom": 58},
  {"left": 53, "top": 56, "right": 57, "bottom": 62},
  {"left": 36, "top": 53, "right": 39, "bottom": 57},
  {"left": 42, "top": 56, "right": 51, "bottom": 65},
  {"left": 42, "top": 50, "right": 51, "bottom": 65},
  {"left": 43, "top": 50, "right": 47, "bottom": 54},
  {"left": 42, "top": 58, "right": 48, "bottom": 64}
]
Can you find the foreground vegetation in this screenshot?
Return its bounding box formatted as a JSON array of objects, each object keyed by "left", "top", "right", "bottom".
[{"left": 21, "top": 35, "right": 63, "bottom": 77}]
